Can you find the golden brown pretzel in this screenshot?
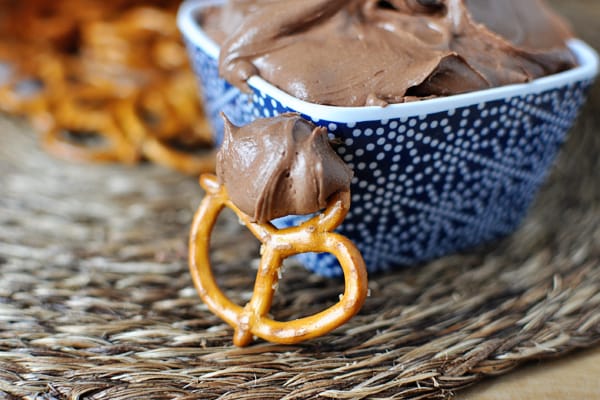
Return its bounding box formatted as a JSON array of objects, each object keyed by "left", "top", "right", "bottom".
[
  {"left": 189, "top": 174, "right": 368, "bottom": 346},
  {"left": 115, "top": 97, "right": 216, "bottom": 174},
  {"left": 0, "top": 1, "right": 214, "bottom": 175}
]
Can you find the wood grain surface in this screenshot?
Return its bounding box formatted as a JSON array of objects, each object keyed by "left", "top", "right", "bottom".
[{"left": 461, "top": 347, "right": 600, "bottom": 399}]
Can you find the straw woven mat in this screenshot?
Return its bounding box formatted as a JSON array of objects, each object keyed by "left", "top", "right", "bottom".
[{"left": 1, "top": 5, "right": 599, "bottom": 400}]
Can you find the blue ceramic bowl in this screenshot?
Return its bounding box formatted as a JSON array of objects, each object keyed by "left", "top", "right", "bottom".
[{"left": 178, "top": 0, "right": 599, "bottom": 277}]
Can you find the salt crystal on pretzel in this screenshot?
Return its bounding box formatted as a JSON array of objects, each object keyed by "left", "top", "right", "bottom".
[{"left": 189, "top": 114, "right": 368, "bottom": 346}]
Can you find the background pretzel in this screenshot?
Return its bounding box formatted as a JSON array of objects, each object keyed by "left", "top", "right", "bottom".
[
  {"left": 189, "top": 174, "right": 368, "bottom": 346},
  {"left": 0, "top": 1, "right": 214, "bottom": 174}
]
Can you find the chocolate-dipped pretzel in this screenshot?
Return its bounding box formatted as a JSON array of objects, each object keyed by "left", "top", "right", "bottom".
[{"left": 188, "top": 114, "right": 368, "bottom": 346}]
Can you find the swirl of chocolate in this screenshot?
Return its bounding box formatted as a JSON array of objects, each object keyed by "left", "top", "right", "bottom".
[
  {"left": 202, "top": 0, "right": 575, "bottom": 106},
  {"left": 216, "top": 113, "right": 353, "bottom": 223}
]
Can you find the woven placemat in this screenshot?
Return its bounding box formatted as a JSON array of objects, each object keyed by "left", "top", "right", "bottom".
[
  {"left": 1, "top": 99, "right": 599, "bottom": 400},
  {"left": 1, "top": 5, "right": 599, "bottom": 400}
]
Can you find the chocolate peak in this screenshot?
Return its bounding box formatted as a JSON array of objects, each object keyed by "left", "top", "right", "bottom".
[{"left": 216, "top": 113, "right": 353, "bottom": 223}]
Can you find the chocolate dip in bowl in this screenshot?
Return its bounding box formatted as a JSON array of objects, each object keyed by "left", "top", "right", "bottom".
[{"left": 178, "top": 0, "right": 599, "bottom": 277}]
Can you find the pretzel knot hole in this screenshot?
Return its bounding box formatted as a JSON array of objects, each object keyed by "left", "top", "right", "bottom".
[{"left": 188, "top": 174, "right": 368, "bottom": 346}]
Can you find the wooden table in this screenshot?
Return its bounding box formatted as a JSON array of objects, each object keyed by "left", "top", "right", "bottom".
[{"left": 462, "top": 347, "right": 600, "bottom": 399}]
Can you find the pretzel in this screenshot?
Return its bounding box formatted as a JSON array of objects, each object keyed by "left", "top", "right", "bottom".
[
  {"left": 115, "top": 95, "right": 216, "bottom": 174},
  {"left": 0, "top": 1, "right": 214, "bottom": 175},
  {"left": 189, "top": 174, "right": 368, "bottom": 346}
]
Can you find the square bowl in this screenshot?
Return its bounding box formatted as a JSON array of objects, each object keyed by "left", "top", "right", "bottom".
[{"left": 178, "top": 0, "right": 599, "bottom": 277}]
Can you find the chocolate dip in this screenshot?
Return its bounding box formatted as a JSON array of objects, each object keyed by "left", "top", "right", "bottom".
[
  {"left": 216, "top": 113, "right": 353, "bottom": 223},
  {"left": 201, "top": 0, "right": 576, "bottom": 106}
]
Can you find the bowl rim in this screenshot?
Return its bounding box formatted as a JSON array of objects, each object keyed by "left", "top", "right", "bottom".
[{"left": 178, "top": 0, "right": 600, "bottom": 123}]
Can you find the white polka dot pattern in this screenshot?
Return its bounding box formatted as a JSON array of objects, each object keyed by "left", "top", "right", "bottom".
[{"left": 185, "top": 39, "right": 594, "bottom": 277}]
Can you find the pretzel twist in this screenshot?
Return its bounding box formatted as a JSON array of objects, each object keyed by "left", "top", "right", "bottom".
[
  {"left": 0, "top": 1, "right": 214, "bottom": 174},
  {"left": 189, "top": 174, "right": 368, "bottom": 346}
]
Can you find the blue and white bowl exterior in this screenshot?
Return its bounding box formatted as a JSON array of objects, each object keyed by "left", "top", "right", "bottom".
[{"left": 178, "top": 0, "right": 599, "bottom": 277}]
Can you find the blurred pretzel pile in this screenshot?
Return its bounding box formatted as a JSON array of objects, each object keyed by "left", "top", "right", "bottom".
[{"left": 0, "top": 0, "right": 214, "bottom": 174}]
